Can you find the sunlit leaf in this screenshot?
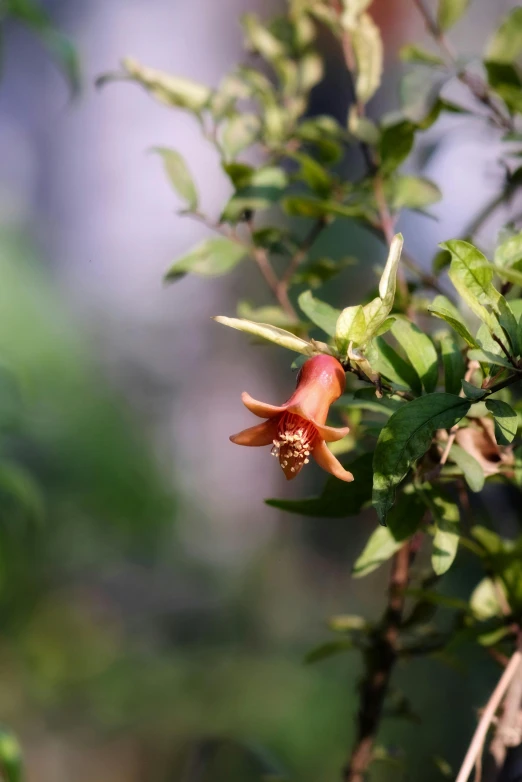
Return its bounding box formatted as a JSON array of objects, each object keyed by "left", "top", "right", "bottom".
[
  {"left": 442, "top": 240, "right": 501, "bottom": 331},
  {"left": 166, "top": 237, "right": 247, "bottom": 281},
  {"left": 448, "top": 444, "right": 484, "bottom": 492},
  {"left": 152, "top": 147, "right": 198, "bottom": 210},
  {"left": 0, "top": 729, "right": 22, "bottom": 782},
  {"left": 298, "top": 291, "right": 340, "bottom": 337},
  {"left": 428, "top": 295, "right": 479, "bottom": 347},
  {"left": 389, "top": 176, "right": 442, "bottom": 211},
  {"left": 486, "top": 7, "right": 522, "bottom": 64},
  {"left": 437, "top": 0, "right": 471, "bottom": 31},
  {"left": 214, "top": 316, "right": 326, "bottom": 356},
  {"left": 373, "top": 394, "right": 470, "bottom": 524},
  {"left": 121, "top": 57, "right": 211, "bottom": 112},
  {"left": 424, "top": 488, "right": 460, "bottom": 575},
  {"left": 351, "top": 12, "right": 383, "bottom": 104},
  {"left": 391, "top": 318, "right": 438, "bottom": 393}
]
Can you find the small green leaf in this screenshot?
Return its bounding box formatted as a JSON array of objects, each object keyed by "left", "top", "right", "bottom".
[
  {"left": 282, "top": 196, "right": 368, "bottom": 220},
  {"left": 242, "top": 13, "right": 285, "bottom": 61},
  {"left": 304, "top": 639, "right": 354, "bottom": 664},
  {"left": 265, "top": 452, "right": 373, "bottom": 517},
  {"left": 121, "top": 57, "right": 211, "bottom": 112},
  {"left": 214, "top": 316, "right": 325, "bottom": 356},
  {"left": 335, "top": 305, "right": 367, "bottom": 353},
  {"left": 291, "top": 153, "right": 333, "bottom": 197},
  {"left": 428, "top": 295, "right": 479, "bottom": 347},
  {"left": 495, "top": 266, "right": 522, "bottom": 288},
  {"left": 439, "top": 332, "right": 465, "bottom": 395},
  {"left": 298, "top": 291, "right": 340, "bottom": 337},
  {"left": 221, "top": 166, "right": 287, "bottom": 221},
  {"left": 390, "top": 176, "right": 442, "bottom": 211},
  {"left": 448, "top": 444, "right": 485, "bottom": 492},
  {"left": 391, "top": 318, "right": 438, "bottom": 393},
  {"left": 353, "top": 490, "right": 426, "bottom": 576},
  {"left": 486, "top": 7, "right": 522, "bottom": 64},
  {"left": 152, "top": 147, "right": 198, "bottom": 210},
  {"left": 166, "top": 237, "right": 246, "bottom": 281},
  {"left": 399, "top": 44, "right": 444, "bottom": 66},
  {"left": 426, "top": 488, "right": 460, "bottom": 575},
  {"left": 461, "top": 379, "right": 486, "bottom": 401},
  {"left": 442, "top": 239, "right": 501, "bottom": 331},
  {"left": 221, "top": 114, "right": 261, "bottom": 158},
  {"left": 470, "top": 577, "right": 504, "bottom": 620},
  {"left": 348, "top": 107, "right": 380, "bottom": 144},
  {"left": 367, "top": 337, "right": 422, "bottom": 394},
  {"left": 437, "top": 0, "right": 471, "bottom": 31},
  {"left": 494, "top": 229, "right": 522, "bottom": 268},
  {"left": 485, "top": 399, "right": 518, "bottom": 444},
  {"left": 379, "top": 233, "right": 404, "bottom": 309},
  {"left": 351, "top": 12, "right": 383, "bottom": 104},
  {"left": 379, "top": 120, "right": 415, "bottom": 174},
  {"left": 373, "top": 394, "right": 470, "bottom": 524},
  {"left": 0, "top": 729, "right": 22, "bottom": 782}
]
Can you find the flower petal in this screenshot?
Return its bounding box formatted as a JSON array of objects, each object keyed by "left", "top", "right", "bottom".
[
  {"left": 230, "top": 418, "right": 278, "bottom": 447},
  {"left": 241, "top": 391, "right": 286, "bottom": 419},
  {"left": 312, "top": 440, "right": 354, "bottom": 482},
  {"left": 312, "top": 422, "right": 350, "bottom": 443}
]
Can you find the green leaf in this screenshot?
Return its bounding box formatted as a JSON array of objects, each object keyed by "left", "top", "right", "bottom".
[
  {"left": 121, "top": 57, "right": 211, "bottom": 112},
  {"left": 353, "top": 489, "right": 426, "bottom": 576},
  {"left": 442, "top": 239, "right": 501, "bottom": 330},
  {"left": 391, "top": 318, "right": 438, "bottom": 393},
  {"left": 461, "top": 379, "right": 486, "bottom": 401},
  {"left": 467, "top": 349, "right": 513, "bottom": 369},
  {"left": 335, "top": 305, "right": 367, "bottom": 353},
  {"left": 152, "top": 147, "right": 198, "bottom": 210},
  {"left": 0, "top": 729, "right": 22, "bottom": 782},
  {"left": 367, "top": 337, "right": 422, "bottom": 394},
  {"left": 439, "top": 332, "right": 465, "bottom": 395},
  {"left": 399, "top": 44, "right": 444, "bottom": 66},
  {"left": 485, "top": 399, "right": 518, "bottom": 444},
  {"left": 424, "top": 488, "right": 460, "bottom": 575},
  {"left": 291, "top": 153, "right": 333, "bottom": 197},
  {"left": 348, "top": 107, "right": 380, "bottom": 144},
  {"left": 304, "top": 639, "right": 355, "bottom": 664},
  {"left": 221, "top": 166, "right": 287, "bottom": 221},
  {"left": 486, "top": 7, "right": 522, "bottom": 64},
  {"left": 282, "top": 196, "right": 368, "bottom": 220},
  {"left": 389, "top": 176, "right": 442, "bottom": 211},
  {"left": 495, "top": 266, "right": 522, "bottom": 288},
  {"left": 351, "top": 12, "right": 383, "bottom": 104},
  {"left": 428, "top": 295, "right": 479, "bottom": 347},
  {"left": 373, "top": 394, "right": 470, "bottom": 524},
  {"left": 265, "top": 452, "right": 373, "bottom": 517},
  {"left": 214, "top": 316, "right": 326, "bottom": 356},
  {"left": 494, "top": 229, "right": 522, "bottom": 268},
  {"left": 437, "top": 0, "right": 471, "bottom": 31},
  {"left": 298, "top": 291, "right": 340, "bottom": 337},
  {"left": 242, "top": 13, "right": 285, "bottom": 61},
  {"left": 379, "top": 120, "right": 415, "bottom": 174},
  {"left": 166, "top": 237, "right": 246, "bottom": 281},
  {"left": 400, "top": 68, "right": 448, "bottom": 124},
  {"left": 379, "top": 233, "right": 404, "bottom": 309},
  {"left": 448, "top": 444, "right": 485, "bottom": 492},
  {"left": 221, "top": 114, "right": 261, "bottom": 158},
  {"left": 470, "top": 577, "right": 504, "bottom": 620}
]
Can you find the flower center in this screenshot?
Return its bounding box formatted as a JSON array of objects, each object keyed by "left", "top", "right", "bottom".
[{"left": 271, "top": 412, "right": 317, "bottom": 479}]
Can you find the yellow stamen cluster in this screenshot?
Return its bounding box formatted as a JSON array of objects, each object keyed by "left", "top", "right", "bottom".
[{"left": 271, "top": 413, "right": 316, "bottom": 475}]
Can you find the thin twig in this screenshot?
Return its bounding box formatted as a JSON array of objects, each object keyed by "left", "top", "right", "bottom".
[
  {"left": 455, "top": 650, "right": 522, "bottom": 782},
  {"left": 279, "top": 217, "right": 327, "bottom": 289}
]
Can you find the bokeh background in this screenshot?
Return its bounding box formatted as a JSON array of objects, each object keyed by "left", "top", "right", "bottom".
[{"left": 0, "top": 1, "right": 520, "bottom": 780}]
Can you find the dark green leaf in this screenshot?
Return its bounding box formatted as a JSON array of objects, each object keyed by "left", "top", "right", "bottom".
[
  {"left": 379, "top": 120, "right": 416, "bottom": 174},
  {"left": 221, "top": 166, "right": 287, "bottom": 222},
  {"left": 391, "top": 318, "right": 439, "bottom": 392},
  {"left": 266, "top": 453, "right": 373, "bottom": 517},
  {"left": 152, "top": 147, "right": 198, "bottom": 210},
  {"left": 291, "top": 153, "right": 333, "bottom": 197},
  {"left": 367, "top": 337, "right": 422, "bottom": 394},
  {"left": 304, "top": 639, "right": 354, "bottom": 664},
  {"left": 373, "top": 394, "right": 470, "bottom": 524},
  {"left": 461, "top": 379, "right": 486, "bottom": 401},
  {"left": 298, "top": 291, "right": 340, "bottom": 337},
  {"left": 448, "top": 444, "right": 485, "bottom": 492},
  {"left": 166, "top": 237, "right": 246, "bottom": 281},
  {"left": 439, "top": 332, "right": 465, "bottom": 395},
  {"left": 353, "top": 489, "right": 426, "bottom": 576},
  {"left": 485, "top": 399, "right": 518, "bottom": 444}
]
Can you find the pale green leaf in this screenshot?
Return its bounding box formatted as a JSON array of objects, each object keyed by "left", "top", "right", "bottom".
[
  {"left": 353, "top": 490, "right": 426, "bottom": 576},
  {"left": 221, "top": 114, "right": 261, "bottom": 158},
  {"left": 152, "top": 147, "right": 198, "bottom": 210},
  {"left": 348, "top": 107, "right": 380, "bottom": 144},
  {"left": 351, "top": 12, "right": 383, "bottom": 104},
  {"left": 495, "top": 266, "right": 522, "bottom": 287},
  {"left": 335, "top": 305, "right": 367, "bottom": 354},
  {"left": 486, "top": 7, "right": 522, "bottom": 64},
  {"left": 494, "top": 229, "right": 522, "bottom": 268},
  {"left": 470, "top": 577, "right": 504, "bottom": 620},
  {"left": 442, "top": 239, "right": 501, "bottom": 330},
  {"left": 437, "top": 0, "right": 471, "bottom": 31},
  {"left": 399, "top": 44, "right": 444, "bottom": 65},
  {"left": 379, "top": 233, "right": 404, "bottom": 307},
  {"left": 242, "top": 13, "right": 285, "bottom": 60},
  {"left": 122, "top": 57, "right": 211, "bottom": 111},
  {"left": 390, "top": 176, "right": 442, "bottom": 211},
  {"left": 214, "top": 316, "right": 322, "bottom": 356},
  {"left": 485, "top": 399, "right": 518, "bottom": 444},
  {"left": 298, "top": 291, "right": 340, "bottom": 337},
  {"left": 373, "top": 393, "right": 470, "bottom": 524},
  {"left": 428, "top": 489, "right": 460, "bottom": 575},
  {"left": 448, "top": 444, "right": 485, "bottom": 492},
  {"left": 0, "top": 729, "right": 22, "bottom": 782},
  {"left": 428, "top": 295, "right": 479, "bottom": 347},
  {"left": 166, "top": 237, "right": 246, "bottom": 281},
  {"left": 391, "top": 318, "right": 438, "bottom": 393}
]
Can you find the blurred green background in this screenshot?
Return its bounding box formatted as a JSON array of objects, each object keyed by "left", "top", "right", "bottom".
[{"left": 0, "top": 0, "right": 519, "bottom": 780}]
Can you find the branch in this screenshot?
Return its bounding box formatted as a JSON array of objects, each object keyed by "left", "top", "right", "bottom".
[
  {"left": 484, "top": 640, "right": 522, "bottom": 781},
  {"left": 455, "top": 649, "right": 522, "bottom": 782},
  {"left": 343, "top": 544, "right": 412, "bottom": 782}
]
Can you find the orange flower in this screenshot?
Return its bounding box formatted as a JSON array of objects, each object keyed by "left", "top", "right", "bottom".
[{"left": 230, "top": 355, "right": 354, "bottom": 482}]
